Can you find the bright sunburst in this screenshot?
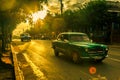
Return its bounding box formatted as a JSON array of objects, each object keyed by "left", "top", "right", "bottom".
[{"left": 32, "top": 5, "right": 48, "bottom": 23}]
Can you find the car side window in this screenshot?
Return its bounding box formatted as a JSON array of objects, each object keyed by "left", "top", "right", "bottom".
[
  {"left": 57, "top": 34, "right": 68, "bottom": 41},
  {"left": 63, "top": 35, "right": 69, "bottom": 41},
  {"left": 57, "top": 34, "right": 63, "bottom": 41}
]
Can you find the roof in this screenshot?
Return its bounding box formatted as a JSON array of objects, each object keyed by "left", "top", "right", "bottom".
[{"left": 60, "top": 32, "right": 87, "bottom": 35}]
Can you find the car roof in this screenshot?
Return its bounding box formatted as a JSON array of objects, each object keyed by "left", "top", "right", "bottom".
[
  {"left": 60, "top": 32, "right": 87, "bottom": 35},
  {"left": 21, "top": 33, "right": 29, "bottom": 35}
]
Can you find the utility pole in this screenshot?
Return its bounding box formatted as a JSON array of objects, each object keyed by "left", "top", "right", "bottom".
[
  {"left": 59, "top": 0, "right": 63, "bottom": 14},
  {"left": 111, "top": 22, "right": 114, "bottom": 44}
]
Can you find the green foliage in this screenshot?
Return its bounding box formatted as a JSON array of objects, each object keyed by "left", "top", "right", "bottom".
[
  {"left": 0, "top": 0, "right": 48, "bottom": 30},
  {"left": 52, "top": 17, "right": 65, "bottom": 32},
  {"left": 0, "top": 0, "right": 48, "bottom": 51},
  {"left": 62, "top": 0, "right": 109, "bottom": 33},
  {"left": 82, "top": 0, "right": 108, "bottom": 27}
]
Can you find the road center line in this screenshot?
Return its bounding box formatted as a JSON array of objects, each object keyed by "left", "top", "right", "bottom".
[{"left": 23, "top": 53, "right": 47, "bottom": 80}]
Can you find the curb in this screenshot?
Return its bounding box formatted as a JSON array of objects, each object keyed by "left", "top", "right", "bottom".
[
  {"left": 11, "top": 45, "right": 24, "bottom": 80},
  {"left": 108, "top": 45, "right": 120, "bottom": 49}
]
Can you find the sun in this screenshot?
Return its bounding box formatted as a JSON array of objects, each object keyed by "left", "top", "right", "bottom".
[
  {"left": 32, "top": 5, "right": 48, "bottom": 23},
  {"left": 32, "top": 10, "right": 47, "bottom": 22}
]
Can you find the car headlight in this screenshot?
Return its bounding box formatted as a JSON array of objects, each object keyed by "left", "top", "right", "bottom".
[{"left": 106, "top": 48, "right": 109, "bottom": 51}]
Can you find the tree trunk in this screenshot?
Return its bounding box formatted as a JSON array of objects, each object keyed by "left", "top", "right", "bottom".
[{"left": 1, "top": 23, "right": 6, "bottom": 52}]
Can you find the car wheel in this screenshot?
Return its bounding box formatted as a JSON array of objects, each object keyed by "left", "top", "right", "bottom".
[
  {"left": 54, "top": 49, "right": 59, "bottom": 56},
  {"left": 72, "top": 52, "right": 79, "bottom": 63},
  {"left": 21, "top": 39, "right": 23, "bottom": 42},
  {"left": 95, "top": 57, "right": 105, "bottom": 63}
]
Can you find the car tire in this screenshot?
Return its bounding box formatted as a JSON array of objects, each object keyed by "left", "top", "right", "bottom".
[
  {"left": 21, "top": 39, "right": 23, "bottom": 42},
  {"left": 95, "top": 57, "right": 105, "bottom": 63},
  {"left": 54, "top": 49, "right": 59, "bottom": 56},
  {"left": 72, "top": 52, "right": 79, "bottom": 63}
]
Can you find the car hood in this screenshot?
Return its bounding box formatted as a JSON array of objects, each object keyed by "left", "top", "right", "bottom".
[{"left": 70, "top": 42, "right": 107, "bottom": 48}]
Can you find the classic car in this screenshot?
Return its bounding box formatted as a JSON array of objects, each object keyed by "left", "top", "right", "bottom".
[
  {"left": 20, "top": 33, "right": 31, "bottom": 42},
  {"left": 52, "top": 32, "right": 108, "bottom": 63}
]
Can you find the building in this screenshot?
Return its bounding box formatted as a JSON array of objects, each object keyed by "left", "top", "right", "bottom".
[
  {"left": 107, "top": 1, "right": 120, "bottom": 43},
  {"left": 86, "top": 1, "right": 120, "bottom": 44}
]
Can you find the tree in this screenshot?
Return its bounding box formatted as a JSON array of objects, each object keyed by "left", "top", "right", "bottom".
[
  {"left": 52, "top": 17, "right": 65, "bottom": 34},
  {"left": 0, "top": 0, "right": 48, "bottom": 50},
  {"left": 81, "top": 0, "right": 108, "bottom": 32},
  {"left": 62, "top": 0, "right": 109, "bottom": 34},
  {"left": 0, "top": 0, "right": 48, "bottom": 64}
]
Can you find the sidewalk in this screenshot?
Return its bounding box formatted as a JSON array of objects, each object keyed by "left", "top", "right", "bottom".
[
  {"left": 0, "top": 44, "right": 24, "bottom": 80},
  {"left": 108, "top": 43, "right": 120, "bottom": 49},
  {"left": 11, "top": 45, "right": 24, "bottom": 80},
  {"left": 0, "top": 50, "right": 15, "bottom": 80}
]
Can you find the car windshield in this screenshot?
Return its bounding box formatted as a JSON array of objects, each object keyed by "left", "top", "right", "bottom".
[
  {"left": 20, "top": 33, "right": 29, "bottom": 36},
  {"left": 69, "top": 35, "right": 90, "bottom": 42}
]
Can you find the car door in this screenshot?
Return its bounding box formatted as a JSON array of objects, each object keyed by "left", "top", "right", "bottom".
[
  {"left": 63, "top": 34, "right": 71, "bottom": 54},
  {"left": 59, "top": 34, "right": 70, "bottom": 54},
  {"left": 55, "top": 34, "right": 64, "bottom": 52},
  {"left": 55, "top": 34, "right": 67, "bottom": 53}
]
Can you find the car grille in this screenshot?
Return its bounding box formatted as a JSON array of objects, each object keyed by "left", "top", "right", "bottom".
[{"left": 88, "top": 47, "right": 104, "bottom": 54}]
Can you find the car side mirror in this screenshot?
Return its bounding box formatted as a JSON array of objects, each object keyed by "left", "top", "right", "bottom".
[{"left": 64, "top": 39, "right": 69, "bottom": 42}]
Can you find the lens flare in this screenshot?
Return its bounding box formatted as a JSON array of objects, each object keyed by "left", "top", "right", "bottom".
[{"left": 89, "top": 66, "right": 96, "bottom": 74}]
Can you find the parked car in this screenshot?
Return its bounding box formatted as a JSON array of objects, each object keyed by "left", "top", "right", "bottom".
[
  {"left": 52, "top": 32, "right": 108, "bottom": 63},
  {"left": 20, "top": 33, "right": 31, "bottom": 42}
]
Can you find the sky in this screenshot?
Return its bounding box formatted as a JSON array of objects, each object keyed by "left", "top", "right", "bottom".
[
  {"left": 0, "top": 0, "right": 119, "bottom": 11},
  {"left": 47, "top": 0, "right": 86, "bottom": 13}
]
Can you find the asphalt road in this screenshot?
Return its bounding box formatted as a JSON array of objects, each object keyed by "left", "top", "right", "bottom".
[{"left": 12, "top": 40, "right": 120, "bottom": 80}]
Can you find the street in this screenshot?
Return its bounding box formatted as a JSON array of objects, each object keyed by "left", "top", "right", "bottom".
[
  {"left": 12, "top": 40, "right": 120, "bottom": 80},
  {"left": 1, "top": 0, "right": 120, "bottom": 80}
]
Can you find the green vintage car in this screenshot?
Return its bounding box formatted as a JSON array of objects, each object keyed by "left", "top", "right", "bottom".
[{"left": 52, "top": 32, "right": 108, "bottom": 63}]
